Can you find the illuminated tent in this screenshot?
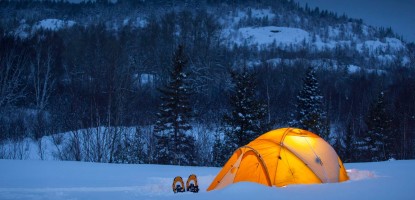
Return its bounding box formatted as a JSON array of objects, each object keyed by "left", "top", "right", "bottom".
[{"left": 207, "top": 128, "right": 349, "bottom": 191}]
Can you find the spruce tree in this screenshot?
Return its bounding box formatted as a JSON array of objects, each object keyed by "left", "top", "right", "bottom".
[
  {"left": 343, "top": 121, "right": 357, "bottom": 162},
  {"left": 221, "top": 67, "right": 268, "bottom": 159},
  {"left": 333, "top": 120, "right": 358, "bottom": 163},
  {"left": 113, "top": 127, "right": 147, "bottom": 164},
  {"left": 363, "top": 91, "right": 395, "bottom": 161},
  {"left": 211, "top": 132, "right": 227, "bottom": 167},
  {"left": 153, "top": 45, "right": 197, "bottom": 166},
  {"left": 291, "top": 67, "right": 328, "bottom": 140}
]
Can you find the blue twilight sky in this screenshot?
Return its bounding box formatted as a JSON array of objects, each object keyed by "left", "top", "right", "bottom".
[{"left": 294, "top": 0, "right": 415, "bottom": 43}]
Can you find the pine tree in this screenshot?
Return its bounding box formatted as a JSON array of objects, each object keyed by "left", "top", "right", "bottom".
[
  {"left": 221, "top": 67, "right": 268, "bottom": 160},
  {"left": 153, "top": 45, "right": 197, "bottom": 166},
  {"left": 113, "top": 127, "right": 147, "bottom": 164},
  {"left": 291, "top": 67, "right": 328, "bottom": 140},
  {"left": 363, "top": 91, "right": 395, "bottom": 161},
  {"left": 133, "top": 127, "right": 148, "bottom": 164},
  {"left": 343, "top": 120, "right": 357, "bottom": 162},
  {"left": 211, "top": 132, "right": 227, "bottom": 167},
  {"left": 333, "top": 120, "right": 358, "bottom": 163}
]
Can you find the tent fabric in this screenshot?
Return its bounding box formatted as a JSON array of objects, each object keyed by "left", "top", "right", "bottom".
[{"left": 207, "top": 128, "right": 349, "bottom": 191}]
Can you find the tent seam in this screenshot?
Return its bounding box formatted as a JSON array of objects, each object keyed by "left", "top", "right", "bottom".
[{"left": 241, "top": 145, "right": 273, "bottom": 187}]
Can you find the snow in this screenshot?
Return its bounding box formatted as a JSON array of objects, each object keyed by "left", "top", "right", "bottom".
[
  {"left": 348, "top": 65, "right": 361, "bottom": 73},
  {"left": 123, "top": 17, "right": 148, "bottom": 28},
  {"left": 223, "top": 26, "right": 310, "bottom": 48},
  {"left": 0, "top": 159, "right": 414, "bottom": 200},
  {"left": 219, "top": 8, "right": 275, "bottom": 28},
  {"left": 249, "top": 8, "right": 276, "bottom": 20},
  {"left": 33, "top": 19, "right": 76, "bottom": 31},
  {"left": 357, "top": 38, "right": 405, "bottom": 54},
  {"left": 1, "top": 130, "right": 412, "bottom": 199},
  {"left": 347, "top": 65, "right": 386, "bottom": 75},
  {"left": 223, "top": 25, "right": 405, "bottom": 67},
  {"left": 139, "top": 73, "right": 155, "bottom": 85},
  {"left": 10, "top": 4, "right": 410, "bottom": 68}
]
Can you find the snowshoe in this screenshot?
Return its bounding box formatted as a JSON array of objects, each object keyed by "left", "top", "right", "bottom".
[
  {"left": 186, "top": 174, "right": 199, "bottom": 193},
  {"left": 172, "top": 176, "right": 185, "bottom": 193}
]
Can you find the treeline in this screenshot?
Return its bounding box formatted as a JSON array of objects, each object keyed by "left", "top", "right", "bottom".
[{"left": 0, "top": 0, "right": 414, "bottom": 164}]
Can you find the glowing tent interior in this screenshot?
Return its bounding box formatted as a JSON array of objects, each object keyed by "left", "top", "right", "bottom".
[{"left": 207, "top": 128, "right": 349, "bottom": 191}]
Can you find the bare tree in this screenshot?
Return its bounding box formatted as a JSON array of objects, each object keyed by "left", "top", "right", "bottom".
[
  {"left": 66, "top": 130, "right": 82, "bottom": 161},
  {"left": 0, "top": 139, "right": 29, "bottom": 160},
  {"left": 37, "top": 138, "right": 46, "bottom": 160},
  {"left": 51, "top": 133, "right": 64, "bottom": 160},
  {"left": 31, "top": 45, "right": 56, "bottom": 110},
  {"left": 0, "top": 48, "right": 27, "bottom": 108}
]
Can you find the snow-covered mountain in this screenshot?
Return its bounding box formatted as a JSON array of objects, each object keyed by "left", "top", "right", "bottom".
[{"left": 3, "top": 0, "right": 411, "bottom": 71}]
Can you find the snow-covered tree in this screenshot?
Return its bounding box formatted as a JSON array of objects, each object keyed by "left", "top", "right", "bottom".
[
  {"left": 153, "top": 45, "right": 197, "bottom": 166},
  {"left": 113, "top": 127, "right": 147, "bottom": 164},
  {"left": 221, "top": 67, "right": 268, "bottom": 160},
  {"left": 291, "top": 67, "right": 328, "bottom": 140},
  {"left": 363, "top": 91, "right": 395, "bottom": 161}
]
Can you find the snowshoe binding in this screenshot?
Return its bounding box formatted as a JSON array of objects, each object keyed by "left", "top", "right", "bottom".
[
  {"left": 172, "top": 176, "right": 185, "bottom": 193},
  {"left": 186, "top": 174, "right": 199, "bottom": 193}
]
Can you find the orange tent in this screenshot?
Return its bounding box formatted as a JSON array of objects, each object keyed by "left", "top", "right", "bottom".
[{"left": 207, "top": 128, "right": 348, "bottom": 191}]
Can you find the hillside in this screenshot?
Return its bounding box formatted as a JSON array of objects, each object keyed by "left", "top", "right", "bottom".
[{"left": 1, "top": 0, "right": 411, "bottom": 68}]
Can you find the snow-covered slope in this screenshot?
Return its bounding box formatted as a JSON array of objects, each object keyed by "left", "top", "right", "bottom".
[
  {"left": 6, "top": 3, "right": 411, "bottom": 67},
  {"left": 222, "top": 26, "right": 310, "bottom": 48},
  {"left": 33, "top": 19, "right": 76, "bottom": 31},
  {"left": 223, "top": 24, "right": 405, "bottom": 60},
  {"left": 0, "top": 159, "right": 414, "bottom": 200},
  {"left": 15, "top": 19, "right": 75, "bottom": 38}
]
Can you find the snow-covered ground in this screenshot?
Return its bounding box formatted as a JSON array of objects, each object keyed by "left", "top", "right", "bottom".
[{"left": 0, "top": 159, "right": 414, "bottom": 200}]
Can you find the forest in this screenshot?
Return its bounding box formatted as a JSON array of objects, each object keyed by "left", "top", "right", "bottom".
[{"left": 0, "top": 0, "right": 414, "bottom": 165}]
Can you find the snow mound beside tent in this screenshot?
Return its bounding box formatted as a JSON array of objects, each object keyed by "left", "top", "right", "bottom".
[{"left": 347, "top": 169, "right": 377, "bottom": 181}]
